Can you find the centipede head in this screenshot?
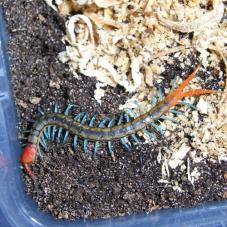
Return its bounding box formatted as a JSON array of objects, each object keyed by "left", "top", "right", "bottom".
[{"left": 20, "top": 143, "right": 37, "bottom": 180}]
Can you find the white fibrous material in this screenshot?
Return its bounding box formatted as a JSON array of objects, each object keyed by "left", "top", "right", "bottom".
[{"left": 44, "top": 0, "right": 226, "bottom": 162}]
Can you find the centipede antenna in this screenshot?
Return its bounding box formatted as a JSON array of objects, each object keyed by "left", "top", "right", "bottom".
[
  {"left": 178, "top": 101, "right": 196, "bottom": 110},
  {"left": 57, "top": 127, "right": 63, "bottom": 144},
  {"left": 120, "top": 137, "right": 131, "bottom": 152},
  {"left": 125, "top": 112, "right": 141, "bottom": 144},
  {"left": 159, "top": 88, "right": 164, "bottom": 101},
  {"left": 160, "top": 116, "right": 178, "bottom": 123},
  {"left": 64, "top": 104, "right": 76, "bottom": 115},
  {"left": 37, "top": 107, "right": 45, "bottom": 116},
  {"left": 151, "top": 122, "right": 165, "bottom": 135},
  {"left": 169, "top": 109, "right": 185, "bottom": 116}
]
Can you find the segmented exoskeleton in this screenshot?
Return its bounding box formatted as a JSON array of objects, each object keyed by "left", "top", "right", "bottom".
[{"left": 20, "top": 65, "right": 216, "bottom": 180}]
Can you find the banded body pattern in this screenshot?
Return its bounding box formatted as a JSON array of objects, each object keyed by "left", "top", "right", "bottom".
[{"left": 29, "top": 102, "right": 166, "bottom": 158}]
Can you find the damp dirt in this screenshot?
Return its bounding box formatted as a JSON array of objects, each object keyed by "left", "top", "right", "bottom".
[{"left": 1, "top": 0, "right": 227, "bottom": 220}]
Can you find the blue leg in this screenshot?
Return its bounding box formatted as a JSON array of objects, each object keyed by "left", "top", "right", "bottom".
[
  {"left": 43, "top": 127, "right": 49, "bottom": 140},
  {"left": 72, "top": 112, "right": 86, "bottom": 151},
  {"left": 151, "top": 122, "right": 165, "bottom": 135},
  {"left": 40, "top": 132, "right": 48, "bottom": 150},
  {"left": 47, "top": 126, "right": 51, "bottom": 140},
  {"left": 62, "top": 112, "right": 85, "bottom": 145},
  {"left": 117, "top": 112, "right": 124, "bottom": 125},
  {"left": 64, "top": 104, "right": 76, "bottom": 115},
  {"left": 54, "top": 101, "right": 59, "bottom": 113},
  {"left": 89, "top": 115, "right": 96, "bottom": 126},
  {"left": 52, "top": 126, "right": 57, "bottom": 141},
  {"left": 108, "top": 118, "right": 115, "bottom": 128},
  {"left": 38, "top": 107, "right": 45, "bottom": 115},
  {"left": 57, "top": 127, "right": 63, "bottom": 144},
  {"left": 37, "top": 146, "right": 43, "bottom": 158},
  {"left": 94, "top": 142, "right": 99, "bottom": 157},
  {"left": 83, "top": 140, "right": 88, "bottom": 154},
  {"left": 160, "top": 116, "right": 178, "bottom": 123},
  {"left": 169, "top": 109, "right": 185, "bottom": 116},
  {"left": 118, "top": 112, "right": 132, "bottom": 151},
  {"left": 159, "top": 88, "right": 164, "bottom": 101},
  {"left": 178, "top": 101, "right": 196, "bottom": 110},
  {"left": 56, "top": 103, "right": 75, "bottom": 144},
  {"left": 107, "top": 141, "right": 114, "bottom": 157},
  {"left": 84, "top": 115, "right": 96, "bottom": 154},
  {"left": 143, "top": 128, "right": 156, "bottom": 139},
  {"left": 125, "top": 112, "right": 141, "bottom": 144},
  {"left": 151, "top": 96, "right": 158, "bottom": 107},
  {"left": 52, "top": 101, "right": 59, "bottom": 141},
  {"left": 73, "top": 136, "right": 78, "bottom": 151},
  {"left": 81, "top": 113, "right": 87, "bottom": 124},
  {"left": 74, "top": 112, "right": 85, "bottom": 121},
  {"left": 171, "top": 77, "right": 177, "bottom": 89},
  {"left": 62, "top": 131, "right": 69, "bottom": 145},
  {"left": 125, "top": 109, "right": 138, "bottom": 119},
  {"left": 120, "top": 137, "right": 131, "bottom": 152}
]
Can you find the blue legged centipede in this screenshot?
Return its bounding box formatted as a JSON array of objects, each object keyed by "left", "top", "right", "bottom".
[{"left": 20, "top": 65, "right": 216, "bottom": 180}]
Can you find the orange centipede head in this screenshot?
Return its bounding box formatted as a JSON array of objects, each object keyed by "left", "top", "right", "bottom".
[
  {"left": 20, "top": 143, "right": 37, "bottom": 180},
  {"left": 20, "top": 143, "right": 37, "bottom": 165}
]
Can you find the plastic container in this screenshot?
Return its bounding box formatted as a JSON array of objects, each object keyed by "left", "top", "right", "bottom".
[{"left": 0, "top": 7, "right": 227, "bottom": 227}]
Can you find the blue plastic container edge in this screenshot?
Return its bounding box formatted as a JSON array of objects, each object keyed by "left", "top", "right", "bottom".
[{"left": 0, "top": 6, "right": 227, "bottom": 227}]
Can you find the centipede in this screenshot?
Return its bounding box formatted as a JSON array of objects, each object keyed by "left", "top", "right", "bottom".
[{"left": 20, "top": 65, "right": 216, "bottom": 180}]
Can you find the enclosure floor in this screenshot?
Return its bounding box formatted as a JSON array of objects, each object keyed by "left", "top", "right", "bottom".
[{"left": 1, "top": 0, "right": 226, "bottom": 220}]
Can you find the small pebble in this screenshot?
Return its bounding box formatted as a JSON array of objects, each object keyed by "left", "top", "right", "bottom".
[{"left": 29, "top": 97, "right": 41, "bottom": 104}]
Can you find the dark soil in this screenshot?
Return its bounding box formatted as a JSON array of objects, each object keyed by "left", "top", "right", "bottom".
[{"left": 1, "top": 0, "right": 226, "bottom": 220}]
